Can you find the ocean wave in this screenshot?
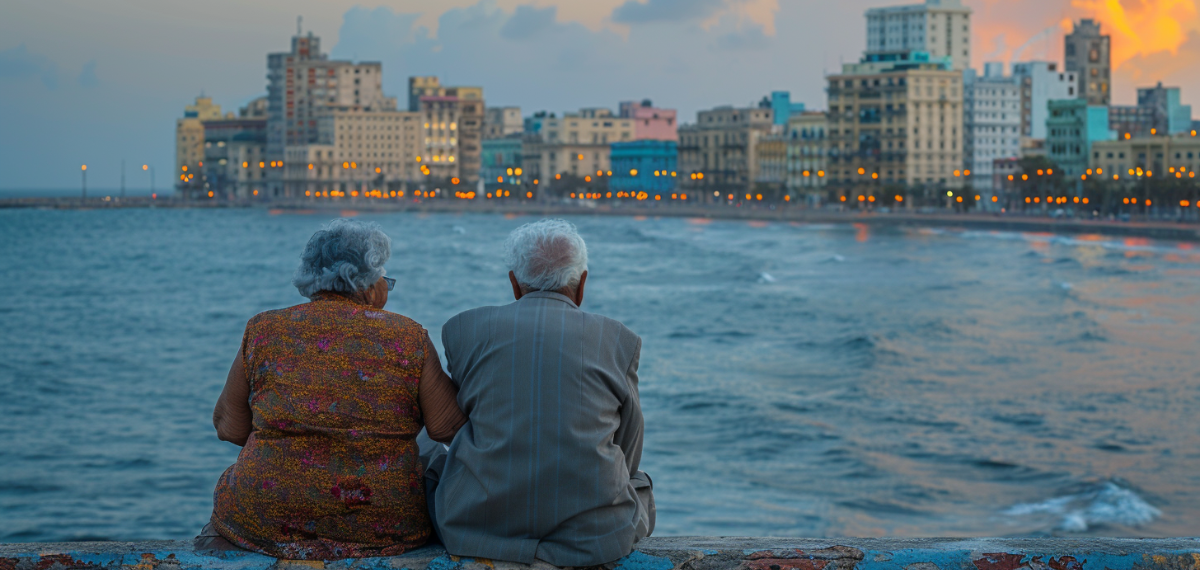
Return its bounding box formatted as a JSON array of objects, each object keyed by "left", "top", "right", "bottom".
[{"left": 1003, "top": 481, "right": 1161, "bottom": 532}]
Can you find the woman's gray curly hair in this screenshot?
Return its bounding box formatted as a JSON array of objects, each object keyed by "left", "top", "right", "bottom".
[
  {"left": 504, "top": 219, "right": 588, "bottom": 292},
  {"left": 292, "top": 219, "right": 391, "bottom": 299}
]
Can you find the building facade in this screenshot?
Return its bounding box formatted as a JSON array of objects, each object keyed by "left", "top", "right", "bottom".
[
  {"left": 420, "top": 96, "right": 462, "bottom": 181},
  {"left": 485, "top": 107, "right": 522, "bottom": 139},
  {"left": 264, "top": 31, "right": 394, "bottom": 197},
  {"left": 609, "top": 141, "right": 678, "bottom": 195},
  {"left": 826, "top": 59, "right": 965, "bottom": 198},
  {"left": 201, "top": 116, "right": 268, "bottom": 199},
  {"left": 865, "top": 0, "right": 972, "bottom": 72},
  {"left": 481, "top": 134, "right": 525, "bottom": 192},
  {"left": 1047, "top": 99, "right": 1113, "bottom": 179},
  {"left": 1089, "top": 133, "right": 1200, "bottom": 177},
  {"left": 445, "top": 86, "right": 484, "bottom": 183},
  {"left": 769, "top": 91, "right": 807, "bottom": 126},
  {"left": 619, "top": 100, "right": 678, "bottom": 141},
  {"left": 677, "top": 105, "right": 776, "bottom": 197},
  {"left": 963, "top": 64, "right": 1021, "bottom": 192},
  {"left": 1064, "top": 19, "right": 1111, "bottom": 106},
  {"left": 1011, "top": 61, "right": 1077, "bottom": 139},
  {"left": 786, "top": 111, "right": 829, "bottom": 199}
]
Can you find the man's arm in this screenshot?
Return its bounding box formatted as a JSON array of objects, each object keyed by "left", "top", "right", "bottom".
[
  {"left": 612, "top": 337, "right": 644, "bottom": 475},
  {"left": 213, "top": 347, "right": 253, "bottom": 446}
]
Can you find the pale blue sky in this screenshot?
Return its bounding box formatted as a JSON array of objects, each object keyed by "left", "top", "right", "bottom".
[{"left": 2, "top": 0, "right": 1195, "bottom": 191}]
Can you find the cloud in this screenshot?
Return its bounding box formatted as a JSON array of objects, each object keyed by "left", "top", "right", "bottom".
[
  {"left": 77, "top": 60, "right": 98, "bottom": 88},
  {"left": 611, "top": 0, "right": 725, "bottom": 24},
  {"left": 500, "top": 5, "right": 557, "bottom": 39},
  {"left": 0, "top": 44, "right": 58, "bottom": 89},
  {"left": 712, "top": 24, "right": 771, "bottom": 51}
]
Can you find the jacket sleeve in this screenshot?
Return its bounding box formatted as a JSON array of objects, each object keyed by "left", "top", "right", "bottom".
[{"left": 612, "top": 336, "right": 644, "bottom": 476}]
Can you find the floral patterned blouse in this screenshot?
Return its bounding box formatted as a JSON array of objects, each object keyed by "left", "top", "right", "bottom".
[{"left": 211, "top": 293, "right": 449, "bottom": 559}]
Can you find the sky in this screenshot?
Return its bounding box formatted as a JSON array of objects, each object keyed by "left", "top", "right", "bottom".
[{"left": 2, "top": 0, "right": 1200, "bottom": 191}]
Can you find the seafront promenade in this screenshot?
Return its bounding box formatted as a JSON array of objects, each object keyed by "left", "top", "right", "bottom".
[
  {"left": 3, "top": 196, "right": 1198, "bottom": 242},
  {"left": 4, "top": 538, "right": 1200, "bottom": 570}
]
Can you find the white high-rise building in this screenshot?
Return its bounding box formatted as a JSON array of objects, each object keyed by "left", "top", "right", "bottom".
[
  {"left": 865, "top": 0, "right": 972, "bottom": 72},
  {"left": 963, "top": 63, "right": 1021, "bottom": 193},
  {"left": 265, "top": 31, "right": 396, "bottom": 196},
  {"left": 1011, "top": 61, "right": 1077, "bottom": 139}
]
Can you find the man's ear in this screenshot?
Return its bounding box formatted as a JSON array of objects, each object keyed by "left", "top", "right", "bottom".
[
  {"left": 510, "top": 271, "right": 524, "bottom": 301},
  {"left": 574, "top": 271, "right": 587, "bottom": 307}
]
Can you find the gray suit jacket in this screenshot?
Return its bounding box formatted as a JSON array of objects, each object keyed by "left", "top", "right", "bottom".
[{"left": 434, "top": 291, "right": 652, "bottom": 567}]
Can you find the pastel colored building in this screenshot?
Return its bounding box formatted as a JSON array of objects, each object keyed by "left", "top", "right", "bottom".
[
  {"left": 1047, "top": 99, "right": 1113, "bottom": 179},
  {"left": 609, "top": 141, "right": 678, "bottom": 195},
  {"left": 619, "top": 100, "right": 678, "bottom": 141}
]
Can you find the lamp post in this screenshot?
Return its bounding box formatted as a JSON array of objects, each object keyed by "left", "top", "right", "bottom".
[
  {"left": 142, "top": 164, "right": 155, "bottom": 196},
  {"left": 81, "top": 165, "right": 87, "bottom": 199}
]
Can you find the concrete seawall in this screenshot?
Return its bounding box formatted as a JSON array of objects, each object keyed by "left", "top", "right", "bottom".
[{"left": 4, "top": 538, "right": 1200, "bottom": 570}]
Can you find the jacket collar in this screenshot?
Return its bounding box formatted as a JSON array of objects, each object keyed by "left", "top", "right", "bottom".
[{"left": 520, "top": 290, "right": 579, "bottom": 309}]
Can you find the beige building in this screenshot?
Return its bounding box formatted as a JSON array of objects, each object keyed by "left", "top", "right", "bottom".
[
  {"left": 280, "top": 107, "right": 423, "bottom": 196},
  {"left": 786, "top": 111, "right": 829, "bottom": 196},
  {"left": 485, "top": 107, "right": 523, "bottom": 139},
  {"left": 826, "top": 61, "right": 964, "bottom": 198},
  {"left": 420, "top": 96, "right": 463, "bottom": 181},
  {"left": 678, "top": 105, "right": 775, "bottom": 197},
  {"left": 1089, "top": 134, "right": 1200, "bottom": 178},
  {"left": 754, "top": 137, "right": 788, "bottom": 195},
  {"left": 446, "top": 86, "right": 484, "bottom": 184},
  {"left": 865, "top": 0, "right": 972, "bottom": 72},
  {"left": 176, "top": 96, "right": 224, "bottom": 194},
  {"left": 522, "top": 108, "right": 634, "bottom": 189}
]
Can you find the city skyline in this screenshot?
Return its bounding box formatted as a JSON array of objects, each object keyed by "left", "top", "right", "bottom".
[{"left": 3, "top": 0, "right": 1200, "bottom": 190}]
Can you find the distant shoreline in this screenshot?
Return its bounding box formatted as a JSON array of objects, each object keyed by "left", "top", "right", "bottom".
[{"left": 3, "top": 196, "right": 1199, "bottom": 242}]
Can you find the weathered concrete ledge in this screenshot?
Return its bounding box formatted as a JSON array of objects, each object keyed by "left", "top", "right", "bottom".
[{"left": 3, "top": 538, "right": 1199, "bottom": 570}]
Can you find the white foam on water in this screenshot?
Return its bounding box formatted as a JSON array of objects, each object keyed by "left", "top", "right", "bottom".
[
  {"left": 758, "top": 272, "right": 777, "bottom": 283},
  {"left": 452, "top": 225, "right": 467, "bottom": 234},
  {"left": 1004, "top": 482, "right": 1161, "bottom": 532}
]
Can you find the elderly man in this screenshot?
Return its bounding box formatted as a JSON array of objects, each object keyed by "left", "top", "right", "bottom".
[{"left": 422, "top": 219, "right": 654, "bottom": 567}]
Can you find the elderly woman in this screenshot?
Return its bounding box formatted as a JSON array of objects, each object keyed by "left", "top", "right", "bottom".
[{"left": 204, "top": 219, "right": 465, "bottom": 559}]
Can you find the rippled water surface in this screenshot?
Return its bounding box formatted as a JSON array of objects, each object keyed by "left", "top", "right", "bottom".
[{"left": 2, "top": 209, "right": 1199, "bottom": 541}]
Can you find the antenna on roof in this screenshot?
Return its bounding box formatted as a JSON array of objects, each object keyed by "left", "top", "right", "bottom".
[{"left": 297, "top": 16, "right": 302, "bottom": 35}]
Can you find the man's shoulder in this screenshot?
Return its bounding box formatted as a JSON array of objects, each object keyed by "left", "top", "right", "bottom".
[{"left": 578, "top": 310, "right": 641, "bottom": 354}]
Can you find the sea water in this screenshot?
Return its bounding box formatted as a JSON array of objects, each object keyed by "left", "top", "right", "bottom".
[{"left": 1, "top": 209, "right": 1198, "bottom": 541}]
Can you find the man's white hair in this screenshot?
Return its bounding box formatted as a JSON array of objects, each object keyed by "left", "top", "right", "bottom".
[{"left": 504, "top": 219, "right": 589, "bottom": 292}]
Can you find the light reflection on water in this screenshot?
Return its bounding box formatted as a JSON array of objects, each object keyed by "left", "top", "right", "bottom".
[{"left": 0, "top": 209, "right": 1197, "bottom": 541}]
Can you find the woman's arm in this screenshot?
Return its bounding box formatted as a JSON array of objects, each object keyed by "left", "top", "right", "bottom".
[
  {"left": 213, "top": 347, "right": 253, "bottom": 446},
  {"left": 419, "top": 334, "right": 467, "bottom": 443}
]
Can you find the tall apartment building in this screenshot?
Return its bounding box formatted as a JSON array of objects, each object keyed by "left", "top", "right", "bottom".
[
  {"left": 1047, "top": 99, "right": 1112, "bottom": 179},
  {"left": 1011, "top": 62, "right": 1077, "bottom": 139},
  {"left": 175, "top": 96, "right": 227, "bottom": 197},
  {"left": 1064, "top": 19, "right": 1111, "bottom": 106},
  {"left": 963, "top": 63, "right": 1021, "bottom": 192},
  {"left": 619, "top": 100, "right": 678, "bottom": 141},
  {"left": 265, "top": 31, "right": 394, "bottom": 196},
  {"left": 420, "top": 96, "right": 462, "bottom": 181},
  {"left": 786, "top": 111, "right": 829, "bottom": 199},
  {"left": 865, "top": 0, "right": 972, "bottom": 72},
  {"left": 446, "top": 86, "right": 484, "bottom": 183},
  {"left": 826, "top": 55, "right": 965, "bottom": 196},
  {"left": 406, "top": 78, "right": 484, "bottom": 183},
  {"left": 677, "top": 105, "right": 775, "bottom": 197},
  {"left": 1110, "top": 83, "right": 1193, "bottom": 137},
  {"left": 484, "top": 107, "right": 523, "bottom": 139},
  {"left": 522, "top": 108, "right": 635, "bottom": 186}
]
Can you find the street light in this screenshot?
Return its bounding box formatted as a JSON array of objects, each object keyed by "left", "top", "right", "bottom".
[{"left": 81, "top": 165, "right": 87, "bottom": 199}]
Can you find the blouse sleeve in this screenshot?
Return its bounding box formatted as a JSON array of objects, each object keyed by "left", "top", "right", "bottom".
[{"left": 420, "top": 332, "right": 467, "bottom": 443}]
